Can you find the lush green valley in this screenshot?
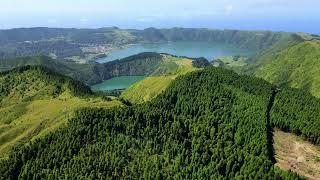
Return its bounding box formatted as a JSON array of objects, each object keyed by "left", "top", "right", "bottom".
[
  {"left": 0, "top": 27, "right": 320, "bottom": 179},
  {"left": 1, "top": 0, "right": 320, "bottom": 176},
  {"left": 2, "top": 66, "right": 320, "bottom": 178},
  {"left": 4, "top": 27, "right": 318, "bottom": 100}
]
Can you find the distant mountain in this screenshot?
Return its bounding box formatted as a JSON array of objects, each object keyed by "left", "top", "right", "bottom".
[
  {"left": 0, "top": 27, "right": 300, "bottom": 60},
  {"left": 133, "top": 27, "right": 300, "bottom": 51},
  {"left": 0, "top": 27, "right": 133, "bottom": 46},
  {"left": 0, "top": 27, "right": 137, "bottom": 60},
  {"left": 2, "top": 66, "right": 320, "bottom": 178}
]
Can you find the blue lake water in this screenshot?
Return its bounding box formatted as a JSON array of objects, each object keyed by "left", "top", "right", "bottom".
[{"left": 96, "top": 41, "right": 255, "bottom": 63}]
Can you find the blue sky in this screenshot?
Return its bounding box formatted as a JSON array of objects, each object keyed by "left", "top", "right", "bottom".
[{"left": 0, "top": 0, "right": 319, "bottom": 34}]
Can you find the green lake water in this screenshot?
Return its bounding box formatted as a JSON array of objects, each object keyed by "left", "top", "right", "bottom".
[
  {"left": 93, "top": 41, "right": 255, "bottom": 91},
  {"left": 97, "top": 41, "right": 255, "bottom": 63},
  {"left": 91, "top": 76, "right": 145, "bottom": 92}
]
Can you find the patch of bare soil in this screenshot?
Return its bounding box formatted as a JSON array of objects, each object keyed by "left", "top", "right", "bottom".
[{"left": 273, "top": 130, "right": 320, "bottom": 179}]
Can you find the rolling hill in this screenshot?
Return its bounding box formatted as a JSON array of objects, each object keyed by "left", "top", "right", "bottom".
[
  {"left": 0, "top": 66, "right": 122, "bottom": 158},
  {"left": 1, "top": 66, "right": 320, "bottom": 178},
  {"left": 213, "top": 33, "right": 320, "bottom": 98},
  {"left": 121, "top": 55, "right": 199, "bottom": 103},
  {"left": 0, "top": 56, "right": 96, "bottom": 84},
  {"left": 0, "top": 53, "right": 202, "bottom": 157},
  {"left": 0, "top": 27, "right": 319, "bottom": 179},
  {"left": 254, "top": 40, "right": 320, "bottom": 98}
]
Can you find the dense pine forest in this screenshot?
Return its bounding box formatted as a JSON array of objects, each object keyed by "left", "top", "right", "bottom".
[
  {"left": 3, "top": 66, "right": 320, "bottom": 179},
  {"left": 271, "top": 88, "right": 320, "bottom": 144}
]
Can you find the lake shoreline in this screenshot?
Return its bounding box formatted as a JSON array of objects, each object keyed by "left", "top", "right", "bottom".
[
  {"left": 95, "top": 41, "right": 255, "bottom": 63},
  {"left": 91, "top": 76, "right": 146, "bottom": 92}
]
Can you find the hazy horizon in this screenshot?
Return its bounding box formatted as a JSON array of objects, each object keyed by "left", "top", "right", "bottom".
[{"left": 1, "top": 0, "right": 319, "bottom": 34}]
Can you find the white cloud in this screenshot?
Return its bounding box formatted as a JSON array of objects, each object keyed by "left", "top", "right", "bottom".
[
  {"left": 80, "top": 18, "right": 89, "bottom": 23},
  {"left": 224, "top": 4, "right": 234, "bottom": 15}
]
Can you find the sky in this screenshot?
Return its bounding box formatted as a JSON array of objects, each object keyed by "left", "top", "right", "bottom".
[{"left": 0, "top": 0, "right": 319, "bottom": 34}]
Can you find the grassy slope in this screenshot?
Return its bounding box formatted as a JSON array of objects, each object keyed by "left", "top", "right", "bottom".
[
  {"left": 0, "top": 97, "right": 121, "bottom": 159},
  {"left": 0, "top": 66, "right": 121, "bottom": 158},
  {"left": 121, "top": 56, "right": 198, "bottom": 103},
  {"left": 121, "top": 76, "right": 176, "bottom": 103},
  {"left": 254, "top": 41, "right": 320, "bottom": 97}
]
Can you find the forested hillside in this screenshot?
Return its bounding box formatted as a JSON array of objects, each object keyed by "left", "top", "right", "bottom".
[
  {"left": 271, "top": 87, "right": 320, "bottom": 144},
  {"left": 4, "top": 67, "right": 319, "bottom": 179},
  {"left": 0, "top": 66, "right": 121, "bottom": 158}
]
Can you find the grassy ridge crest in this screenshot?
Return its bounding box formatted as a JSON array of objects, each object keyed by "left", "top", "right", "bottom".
[{"left": 0, "top": 66, "right": 121, "bottom": 158}]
